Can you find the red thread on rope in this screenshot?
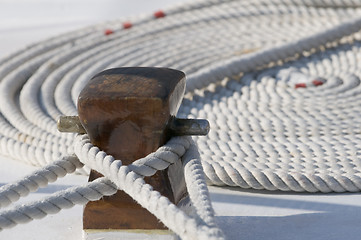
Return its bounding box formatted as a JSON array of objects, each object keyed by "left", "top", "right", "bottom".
[
  {"left": 295, "top": 83, "right": 307, "bottom": 88},
  {"left": 154, "top": 10, "right": 166, "bottom": 18},
  {"left": 312, "top": 80, "right": 324, "bottom": 86},
  {"left": 123, "top": 22, "right": 132, "bottom": 29},
  {"left": 104, "top": 29, "right": 114, "bottom": 35}
]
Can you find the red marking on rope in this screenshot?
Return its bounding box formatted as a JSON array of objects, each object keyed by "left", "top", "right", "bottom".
[
  {"left": 312, "top": 79, "right": 324, "bottom": 86},
  {"left": 154, "top": 10, "right": 166, "bottom": 18},
  {"left": 295, "top": 83, "right": 307, "bottom": 88},
  {"left": 104, "top": 29, "right": 114, "bottom": 35},
  {"left": 123, "top": 22, "right": 132, "bottom": 29}
]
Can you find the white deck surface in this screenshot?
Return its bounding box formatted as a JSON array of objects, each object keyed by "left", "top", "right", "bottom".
[{"left": 1, "top": 1, "right": 361, "bottom": 240}]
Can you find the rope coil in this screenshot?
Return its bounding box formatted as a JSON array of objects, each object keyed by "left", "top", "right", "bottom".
[{"left": 1, "top": 0, "right": 361, "bottom": 238}]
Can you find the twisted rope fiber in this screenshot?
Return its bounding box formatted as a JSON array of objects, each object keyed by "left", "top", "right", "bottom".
[
  {"left": 0, "top": 0, "right": 361, "bottom": 238},
  {"left": 0, "top": 135, "right": 224, "bottom": 239},
  {"left": 0, "top": 155, "right": 83, "bottom": 208},
  {"left": 0, "top": 0, "right": 359, "bottom": 192},
  {"left": 74, "top": 135, "right": 224, "bottom": 240},
  {"left": 183, "top": 143, "right": 219, "bottom": 228},
  {"left": 0, "top": 177, "right": 117, "bottom": 230}
]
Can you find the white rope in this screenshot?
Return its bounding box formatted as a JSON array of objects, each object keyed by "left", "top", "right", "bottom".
[
  {"left": 182, "top": 143, "right": 219, "bottom": 229},
  {"left": 0, "top": 135, "right": 224, "bottom": 239},
  {"left": 0, "top": 155, "right": 82, "bottom": 208},
  {"left": 1, "top": 0, "right": 361, "bottom": 238},
  {"left": 0, "top": 177, "right": 117, "bottom": 230},
  {"left": 74, "top": 134, "right": 224, "bottom": 240},
  {"left": 0, "top": 0, "right": 359, "bottom": 182}
]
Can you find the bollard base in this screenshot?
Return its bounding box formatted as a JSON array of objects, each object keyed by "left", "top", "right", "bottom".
[{"left": 83, "top": 229, "right": 177, "bottom": 240}]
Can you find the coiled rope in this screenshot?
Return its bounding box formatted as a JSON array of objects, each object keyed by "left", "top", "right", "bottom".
[{"left": 1, "top": 0, "right": 361, "bottom": 237}]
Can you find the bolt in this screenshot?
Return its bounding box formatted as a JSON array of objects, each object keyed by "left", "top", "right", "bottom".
[
  {"left": 57, "top": 116, "right": 86, "bottom": 134},
  {"left": 58, "top": 115, "right": 209, "bottom": 136}
]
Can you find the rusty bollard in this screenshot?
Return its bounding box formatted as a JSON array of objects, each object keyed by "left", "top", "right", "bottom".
[{"left": 58, "top": 67, "right": 209, "bottom": 238}]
